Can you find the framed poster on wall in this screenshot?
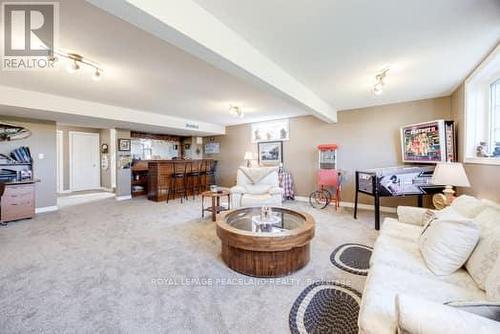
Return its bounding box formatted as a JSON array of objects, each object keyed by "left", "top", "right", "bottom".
[
  {"left": 204, "top": 142, "right": 220, "bottom": 154},
  {"left": 400, "top": 120, "right": 455, "bottom": 163},
  {"left": 251, "top": 119, "right": 289, "bottom": 143},
  {"left": 258, "top": 141, "right": 283, "bottom": 166}
]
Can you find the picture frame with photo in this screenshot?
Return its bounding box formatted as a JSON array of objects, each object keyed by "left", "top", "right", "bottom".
[
  {"left": 258, "top": 141, "right": 283, "bottom": 166},
  {"left": 251, "top": 119, "right": 289, "bottom": 143},
  {"left": 118, "top": 138, "right": 131, "bottom": 151}
]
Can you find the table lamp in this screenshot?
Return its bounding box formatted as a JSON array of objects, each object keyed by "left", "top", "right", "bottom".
[
  {"left": 244, "top": 152, "right": 254, "bottom": 167},
  {"left": 431, "top": 162, "right": 470, "bottom": 207}
]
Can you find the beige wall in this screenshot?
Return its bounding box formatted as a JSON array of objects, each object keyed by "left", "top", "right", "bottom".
[
  {"left": 1, "top": 116, "right": 57, "bottom": 209},
  {"left": 208, "top": 97, "right": 451, "bottom": 207},
  {"left": 116, "top": 129, "right": 131, "bottom": 198},
  {"left": 100, "top": 129, "right": 112, "bottom": 190},
  {"left": 57, "top": 125, "right": 101, "bottom": 191},
  {"left": 451, "top": 84, "right": 500, "bottom": 202}
]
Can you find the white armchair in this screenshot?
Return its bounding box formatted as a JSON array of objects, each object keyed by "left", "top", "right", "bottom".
[{"left": 231, "top": 167, "right": 283, "bottom": 208}]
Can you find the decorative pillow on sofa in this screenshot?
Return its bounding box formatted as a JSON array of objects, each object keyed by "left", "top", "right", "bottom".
[
  {"left": 244, "top": 184, "right": 272, "bottom": 195},
  {"left": 395, "top": 294, "right": 500, "bottom": 334},
  {"left": 486, "top": 255, "right": 500, "bottom": 301},
  {"left": 450, "top": 195, "right": 487, "bottom": 219},
  {"left": 419, "top": 218, "right": 479, "bottom": 276},
  {"left": 465, "top": 225, "right": 500, "bottom": 290},
  {"left": 421, "top": 207, "right": 464, "bottom": 235},
  {"left": 445, "top": 301, "right": 500, "bottom": 322}
]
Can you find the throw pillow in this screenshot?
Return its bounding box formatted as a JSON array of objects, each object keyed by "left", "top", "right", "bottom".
[
  {"left": 486, "top": 255, "right": 500, "bottom": 301},
  {"left": 420, "top": 207, "right": 464, "bottom": 236},
  {"left": 450, "top": 195, "right": 487, "bottom": 219},
  {"left": 395, "top": 294, "right": 500, "bottom": 334},
  {"left": 419, "top": 218, "right": 479, "bottom": 276},
  {"left": 465, "top": 225, "right": 500, "bottom": 290},
  {"left": 445, "top": 301, "right": 500, "bottom": 322}
]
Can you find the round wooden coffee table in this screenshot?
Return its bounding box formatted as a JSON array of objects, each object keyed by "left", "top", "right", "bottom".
[{"left": 216, "top": 207, "right": 315, "bottom": 277}]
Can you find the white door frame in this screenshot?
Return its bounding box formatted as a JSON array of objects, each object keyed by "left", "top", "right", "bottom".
[
  {"left": 56, "top": 130, "right": 64, "bottom": 193},
  {"left": 69, "top": 131, "right": 101, "bottom": 191}
]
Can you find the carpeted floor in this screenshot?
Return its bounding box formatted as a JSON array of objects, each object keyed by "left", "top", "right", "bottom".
[{"left": 0, "top": 197, "right": 390, "bottom": 333}]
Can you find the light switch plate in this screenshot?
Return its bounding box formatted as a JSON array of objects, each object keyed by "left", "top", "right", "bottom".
[{"left": 38, "top": 153, "right": 45, "bottom": 160}]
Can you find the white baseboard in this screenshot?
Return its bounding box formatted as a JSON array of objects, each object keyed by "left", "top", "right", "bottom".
[
  {"left": 294, "top": 196, "right": 396, "bottom": 213},
  {"left": 58, "top": 190, "right": 72, "bottom": 194},
  {"left": 101, "top": 187, "right": 115, "bottom": 193},
  {"left": 35, "top": 206, "right": 58, "bottom": 213},
  {"left": 116, "top": 195, "right": 132, "bottom": 201}
]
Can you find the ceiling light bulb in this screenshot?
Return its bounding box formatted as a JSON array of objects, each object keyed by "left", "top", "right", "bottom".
[
  {"left": 67, "top": 60, "right": 80, "bottom": 73},
  {"left": 373, "top": 84, "right": 383, "bottom": 96},
  {"left": 92, "top": 69, "right": 102, "bottom": 81}
]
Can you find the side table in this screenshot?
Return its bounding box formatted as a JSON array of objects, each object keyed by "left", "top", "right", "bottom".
[{"left": 201, "top": 190, "right": 231, "bottom": 222}]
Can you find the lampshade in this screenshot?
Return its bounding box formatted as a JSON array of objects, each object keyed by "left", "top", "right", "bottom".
[
  {"left": 244, "top": 152, "right": 254, "bottom": 160},
  {"left": 431, "top": 162, "right": 471, "bottom": 187}
]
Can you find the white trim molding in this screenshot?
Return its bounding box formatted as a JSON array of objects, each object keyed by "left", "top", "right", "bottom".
[
  {"left": 35, "top": 206, "right": 59, "bottom": 214},
  {"left": 116, "top": 195, "right": 132, "bottom": 201},
  {"left": 463, "top": 44, "right": 500, "bottom": 165}
]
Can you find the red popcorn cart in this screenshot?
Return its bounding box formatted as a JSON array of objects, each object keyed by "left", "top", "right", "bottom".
[{"left": 309, "top": 144, "right": 341, "bottom": 209}]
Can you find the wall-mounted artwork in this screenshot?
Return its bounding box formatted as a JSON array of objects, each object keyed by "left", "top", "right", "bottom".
[
  {"left": 204, "top": 142, "right": 220, "bottom": 154},
  {"left": 0, "top": 122, "right": 32, "bottom": 141},
  {"left": 258, "top": 141, "right": 283, "bottom": 166},
  {"left": 401, "top": 120, "right": 455, "bottom": 163},
  {"left": 251, "top": 119, "right": 289, "bottom": 143},
  {"left": 118, "top": 138, "right": 131, "bottom": 151}
]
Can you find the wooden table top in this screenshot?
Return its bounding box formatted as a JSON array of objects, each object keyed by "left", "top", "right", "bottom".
[{"left": 201, "top": 189, "right": 230, "bottom": 197}]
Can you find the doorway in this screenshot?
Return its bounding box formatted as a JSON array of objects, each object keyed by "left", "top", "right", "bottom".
[
  {"left": 56, "top": 130, "right": 64, "bottom": 193},
  {"left": 69, "top": 131, "right": 100, "bottom": 191}
]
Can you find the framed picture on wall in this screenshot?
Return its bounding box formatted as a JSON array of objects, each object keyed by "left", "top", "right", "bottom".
[
  {"left": 118, "top": 138, "right": 131, "bottom": 151},
  {"left": 258, "top": 141, "right": 283, "bottom": 166},
  {"left": 204, "top": 142, "right": 220, "bottom": 154},
  {"left": 251, "top": 119, "right": 289, "bottom": 143}
]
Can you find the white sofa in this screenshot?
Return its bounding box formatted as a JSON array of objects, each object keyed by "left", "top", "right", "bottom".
[
  {"left": 359, "top": 195, "right": 500, "bottom": 334},
  {"left": 230, "top": 167, "right": 283, "bottom": 208}
]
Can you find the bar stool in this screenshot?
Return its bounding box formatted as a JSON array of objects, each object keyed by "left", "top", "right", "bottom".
[
  {"left": 187, "top": 160, "right": 203, "bottom": 199},
  {"left": 206, "top": 160, "right": 217, "bottom": 189},
  {"left": 167, "top": 161, "right": 189, "bottom": 203},
  {"left": 200, "top": 159, "right": 210, "bottom": 191}
]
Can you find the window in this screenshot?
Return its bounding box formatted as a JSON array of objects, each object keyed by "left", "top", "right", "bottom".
[
  {"left": 491, "top": 79, "right": 500, "bottom": 149},
  {"left": 464, "top": 45, "right": 500, "bottom": 164}
]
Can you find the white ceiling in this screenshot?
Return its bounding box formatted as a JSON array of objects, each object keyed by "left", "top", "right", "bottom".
[
  {"left": 193, "top": 0, "right": 500, "bottom": 110},
  {"left": 1, "top": 0, "right": 498, "bottom": 134},
  {"left": 0, "top": 0, "right": 308, "bottom": 128}
]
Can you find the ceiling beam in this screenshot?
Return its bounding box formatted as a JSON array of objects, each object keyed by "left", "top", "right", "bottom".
[
  {"left": 87, "top": 0, "right": 337, "bottom": 123},
  {"left": 0, "top": 86, "right": 225, "bottom": 135}
]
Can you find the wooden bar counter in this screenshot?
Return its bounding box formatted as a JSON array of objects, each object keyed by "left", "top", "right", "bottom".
[{"left": 131, "top": 159, "right": 216, "bottom": 202}]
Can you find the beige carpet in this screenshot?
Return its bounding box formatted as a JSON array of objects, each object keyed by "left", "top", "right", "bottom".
[{"left": 0, "top": 197, "right": 389, "bottom": 333}]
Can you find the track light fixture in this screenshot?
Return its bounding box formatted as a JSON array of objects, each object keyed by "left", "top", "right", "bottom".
[
  {"left": 49, "top": 49, "right": 103, "bottom": 80},
  {"left": 229, "top": 105, "right": 244, "bottom": 118},
  {"left": 373, "top": 67, "right": 390, "bottom": 96}
]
